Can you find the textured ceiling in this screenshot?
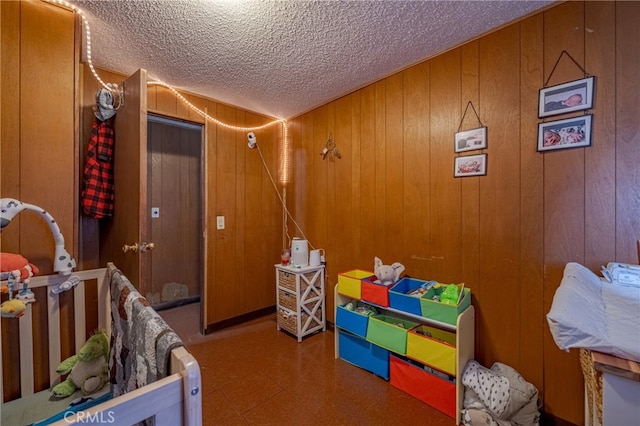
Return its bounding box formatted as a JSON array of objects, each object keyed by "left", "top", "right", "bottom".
[{"left": 72, "top": 0, "right": 555, "bottom": 119}]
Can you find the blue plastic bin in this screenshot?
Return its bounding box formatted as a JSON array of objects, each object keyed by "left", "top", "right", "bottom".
[
  {"left": 336, "top": 304, "right": 370, "bottom": 337},
  {"left": 389, "top": 277, "right": 435, "bottom": 316},
  {"left": 338, "top": 330, "right": 389, "bottom": 379}
]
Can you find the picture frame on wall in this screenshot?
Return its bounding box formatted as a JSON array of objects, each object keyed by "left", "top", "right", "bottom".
[
  {"left": 454, "top": 126, "right": 487, "bottom": 153},
  {"left": 538, "top": 76, "right": 595, "bottom": 118},
  {"left": 537, "top": 114, "right": 592, "bottom": 152},
  {"left": 454, "top": 154, "right": 487, "bottom": 178}
]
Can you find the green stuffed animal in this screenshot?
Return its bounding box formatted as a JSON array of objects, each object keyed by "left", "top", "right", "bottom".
[
  {"left": 52, "top": 330, "right": 109, "bottom": 397},
  {"left": 440, "top": 284, "right": 461, "bottom": 305}
]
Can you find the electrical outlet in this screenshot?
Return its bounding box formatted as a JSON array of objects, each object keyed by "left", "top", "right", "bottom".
[{"left": 216, "top": 216, "right": 225, "bottom": 230}]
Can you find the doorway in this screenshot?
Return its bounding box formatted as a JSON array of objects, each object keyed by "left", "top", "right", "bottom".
[{"left": 147, "top": 114, "right": 203, "bottom": 311}]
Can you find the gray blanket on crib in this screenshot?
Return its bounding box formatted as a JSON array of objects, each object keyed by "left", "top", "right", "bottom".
[{"left": 108, "top": 268, "right": 184, "bottom": 397}]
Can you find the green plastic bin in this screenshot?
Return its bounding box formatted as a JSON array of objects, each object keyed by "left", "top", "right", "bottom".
[
  {"left": 365, "top": 314, "right": 418, "bottom": 355},
  {"left": 419, "top": 286, "right": 471, "bottom": 326}
]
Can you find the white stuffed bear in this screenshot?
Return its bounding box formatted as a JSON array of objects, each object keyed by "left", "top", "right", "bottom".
[{"left": 374, "top": 257, "right": 405, "bottom": 286}]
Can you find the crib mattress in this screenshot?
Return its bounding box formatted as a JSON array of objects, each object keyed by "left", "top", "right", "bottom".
[{"left": 2, "top": 388, "right": 109, "bottom": 426}]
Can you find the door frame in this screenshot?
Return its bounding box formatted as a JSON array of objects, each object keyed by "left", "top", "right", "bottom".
[{"left": 147, "top": 113, "right": 207, "bottom": 334}]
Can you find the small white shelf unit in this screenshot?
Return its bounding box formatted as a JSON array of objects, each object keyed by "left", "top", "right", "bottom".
[{"left": 275, "top": 264, "right": 326, "bottom": 342}]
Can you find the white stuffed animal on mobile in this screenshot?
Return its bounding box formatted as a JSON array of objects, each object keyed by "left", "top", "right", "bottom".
[{"left": 374, "top": 257, "right": 405, "bottom": 286}]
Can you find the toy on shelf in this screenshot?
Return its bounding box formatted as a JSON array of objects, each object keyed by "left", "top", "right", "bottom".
[
  {"left": 373, "top": 256, "right": 405, "bottom": 286},
  {"left": 440, "top": 283, "right": 461, "bottom": 305}
]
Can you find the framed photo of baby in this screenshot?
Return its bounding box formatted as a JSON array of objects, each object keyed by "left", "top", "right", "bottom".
[
  {"left": 538, "top": 76, "right": 595, "bottom": 118},
  {"left": 454, "top": 154, "right": 487, "bottom": 177},
  {"left": 537, "top": 115, "right": 592, "bottom": 152}
]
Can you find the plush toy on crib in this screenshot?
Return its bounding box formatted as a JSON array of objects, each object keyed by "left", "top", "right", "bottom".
[
  {"left": 52, "top": 330, "right": 109, "bottom": 397},
  {"left": 0, "top": 299, "right": 27, "bottom": 318},
  {"left": 0, "top": 252, "right": 39, "bottom": 317},
  {"left": 373, "top": 256, "right": 405, "bottom": 286}
]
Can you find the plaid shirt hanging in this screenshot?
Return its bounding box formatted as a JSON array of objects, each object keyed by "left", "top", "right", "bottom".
[{"left": 81, "top": 117, "right": 115, "bottom": 219}]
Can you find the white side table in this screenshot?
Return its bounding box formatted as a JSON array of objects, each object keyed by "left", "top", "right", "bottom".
[{"left": 275, "top": 264, "right": 326, "bottom": 342}]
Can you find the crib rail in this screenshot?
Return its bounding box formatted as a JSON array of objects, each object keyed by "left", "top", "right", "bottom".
[
  {"left": 51, "top": 374, "right": 183, "bottom": 425},
  {"left": 2, "top": 266, "right": 202, "bottom": 426},
  {"left": 52, "top": 346, "right": 202, "bottom": 425},
  {"left": 1, "top": 267, "right": 109, "bottom": 401}
]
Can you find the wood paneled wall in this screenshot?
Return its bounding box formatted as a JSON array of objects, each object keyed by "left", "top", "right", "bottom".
[
  {"left": 3, "top": 0, "right": 283, "bottom": 399},
  {"left": 1, "top": 0, "right": 78, "bottom": 400},
  {"left": 289, "top": 2, "right": 640, "bottom": 423},
  {"left": 3, "top": 0, "right": 639, "bottom": 422},
  {"left": 145, "top": 85, "right": 283, "bottom": 325},
  {"left": 1, "top": 0, "right": 76, "bottom": 273},
  {"left": 82, "top": 67, "right": 283, "bottom": 326}
]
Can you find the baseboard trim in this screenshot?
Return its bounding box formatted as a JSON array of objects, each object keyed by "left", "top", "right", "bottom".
[
  {"left": 539, "top": 411, "right": 577, "bottom": 425},
  {"left": 153, "top": 295, "right": 200, "bottom": 312},
  {"left": 204, "top": 305, "right": 276, "bottom": 333}
]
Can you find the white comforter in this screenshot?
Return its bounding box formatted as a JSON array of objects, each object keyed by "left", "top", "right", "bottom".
[{"left": 547, "top": 262, "right": 640, "bottom": 362}]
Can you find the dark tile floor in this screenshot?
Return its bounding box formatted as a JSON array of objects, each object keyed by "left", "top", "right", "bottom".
[{"left": 160, "top": 303, "right": 454, "bottom": 425}]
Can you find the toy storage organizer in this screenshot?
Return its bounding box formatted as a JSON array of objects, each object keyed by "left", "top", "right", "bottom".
[
  {"left": 334, "top": 271, "right": 475, "bottom": 424},
  {"left": 275, "top": 264, "right": 326, "bottom": 342}
]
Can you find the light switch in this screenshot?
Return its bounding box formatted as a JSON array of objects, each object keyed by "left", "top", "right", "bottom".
[
  {"left": 151, "top": 207, "right": 160, "bottom": 218},
  {"left": 216, "top": 216, "right": 225, "bottom": 230}
]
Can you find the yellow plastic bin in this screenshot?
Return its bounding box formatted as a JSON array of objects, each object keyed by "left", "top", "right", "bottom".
[
  {"left": 406, "top": 324, "right": 457, "bottom": 375},
  {"left": 338, "top": 269, "right": 372, "bottom": 300}
]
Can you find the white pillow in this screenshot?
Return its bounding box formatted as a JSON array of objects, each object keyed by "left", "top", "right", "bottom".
[{"left": 547, "top": 262, "right": 640, "bottom": 362}]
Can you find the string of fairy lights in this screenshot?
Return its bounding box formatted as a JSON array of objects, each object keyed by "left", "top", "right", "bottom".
[{"left": 43, "top": 0, "right": 290, "bottom": 185}]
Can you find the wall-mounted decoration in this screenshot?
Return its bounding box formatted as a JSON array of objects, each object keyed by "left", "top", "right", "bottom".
[
  {"left": 455, "top": 101, "right": 486, "bottom": 154},
  {"left": 538, "top": 76, "right": 595, "bottom": 118},
  {"left": 454, "top": 154, "right": 487, "bottom": 178},
  {"left": 537, "top": 114, "right": 592, "bottom": 152},
  {"left": 454, "top": 126, "right": 487, "bottom": 153},
  {"left": 321, "top": 134, "right": 341, "bottom": 161}
]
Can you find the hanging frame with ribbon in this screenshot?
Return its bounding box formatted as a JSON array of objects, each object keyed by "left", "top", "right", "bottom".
[
  {"left": 538, "top": 50, "right": 596, "bottom": 119},
  {"left": 454, "top": 101, "right": 487, "bottom": 154}
]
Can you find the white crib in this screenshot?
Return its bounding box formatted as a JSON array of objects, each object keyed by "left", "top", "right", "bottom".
[{"left": 1, "top": 263, "right": 202, "bottom": 425}]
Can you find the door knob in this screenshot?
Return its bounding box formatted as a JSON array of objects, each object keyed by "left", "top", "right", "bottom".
[
  {"left": 122, "top": 242, "right": 139, "bottom": 253},
  {"left": 140, "top": 242, "right": 155, "bottom": 253}
]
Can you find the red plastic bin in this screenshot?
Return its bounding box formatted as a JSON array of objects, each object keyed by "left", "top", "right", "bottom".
[
  {"left": 361, "top": 275, "right": 391, "bottom": 307},
  {"left": 389, "top": 355, "right": 456, "bottom": 419}
]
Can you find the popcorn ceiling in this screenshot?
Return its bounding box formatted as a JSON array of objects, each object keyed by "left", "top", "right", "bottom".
[{"left": 74, "top": 0, "right": 553, "bottom": 119}]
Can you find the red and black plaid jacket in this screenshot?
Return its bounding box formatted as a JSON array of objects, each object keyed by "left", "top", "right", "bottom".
[{"left": 81, "top": 117, "right": 115, "bottom": 219}]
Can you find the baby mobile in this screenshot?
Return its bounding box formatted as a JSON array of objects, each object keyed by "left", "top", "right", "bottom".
[
  {"left": 0, "top": 252, "right": 39, "bottom": 318},
  {"left": 0, "top": 198, "right": 79, "bottom": 318}
]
